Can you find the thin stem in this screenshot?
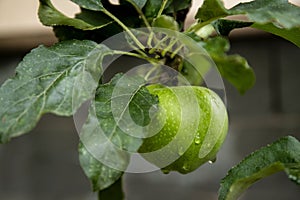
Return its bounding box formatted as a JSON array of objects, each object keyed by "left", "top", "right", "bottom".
[
  {"left": 148, "top": 35, "right": 169, "bottom": 54},
  {"left": 102, "top": 9, "right": 145, "bottom": 50},
  {"left": 157, "top": 0, "right": 168, "bottom": 18},
  {"left": 140, "top": 14, "right": 151, "bottom": 28},
  {"left": 170, "top": 44, "right": 185, "bottom": 59},
  {"left": 147, "top": 32, "right": 155, "bottom": 48},
  {"left": 113, "top": 51, "right": 144, "bottom": 58},
  {"left": 134, "top": 6, "right": 151, "bottom": 28},
  {"left": 127, "top": 40, "right": 148, "bottom": 57},
  {"left": 114, "top": 50, "right": 164, "bottom": 82},
  {"left": 186, "top": 21, "right": 207, "bottom": 33},
  {"left": 144, "top": 63, "right": 161, "bottom": 81},
  {"left": 161, "top": 38, "right": 179, "bottom": 57},
  {"left": 146, "top": 0, "right": 168, "bottom": 46},
  {"left": 113, "top": 50, "right": 159, "bottom": 64}
]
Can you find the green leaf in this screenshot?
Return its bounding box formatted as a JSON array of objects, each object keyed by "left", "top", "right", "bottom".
[
  {"left": 200, "top": 37, "right": 255, "bottom": 94},
  {"left": 219, "top": 136, "right": 300, "bottom": 200},
  {"left": 195, "top": 0, "right": 229, "bottom": 23},
  {"left": 196, "top": 0, "right": 300, "bottom": 27},
  {"left": 212, "top": 54, "right": 255, "bottom": 94},
  {"left": 212, "top": 19, "right": 253, "bottom": 36},
  {"left": 194, "top": 0, "right": 300, "bottom": 46},
  {"left": 252, "top": 23, "right": 300, "bottom": 48},
  {"left": 73, "top": 8, "right": 114, "bottom": 28},
  {"left": 143, "top": 0, "right": 191, "bottom": 18},
  {"left": 165, "top": 0, "right": 192, "bottom": 13},
  {"left": 38, "top": 0, "right": 112, "bottom": 30},
  {"left": 143, "top": 0, "right": 163, "bottom": 18},
  {"left": 201, "top": 36, "right": 230, "bottom": 54},
  {"left": 230, "top": 0, "right": 300, "bottom": 46},
  {"left": 71, "top": 0, "right": 104, "bottom": 11},
  {"left": 165, "top": 0, "right": 192, "bottom": 29},
  {"left": 125, "top": 0, "right": 147, "bottom": 9},
  {"left": 79, "top": 142, "right": 124, "bottom": 191},
  {"left": 75, "top": 9, "right": 107, "bottom": 25},
  {"left": 53, "top": 24, "right": 122, "bottom": 43},
  {"left": 0, "top": 40, "right": 112, "bottom": 143},
  {"left": 231, "top": 0, "right": 300, "bottom": 29},
  {"left": 52, "top": 3, "right": 140, "bottom": 42},
  {"left": 98, "top": 178, "right": 124, "bottom": 200},
  {"left": 79, "top": 73, "right": 158, "bottom": 191}
]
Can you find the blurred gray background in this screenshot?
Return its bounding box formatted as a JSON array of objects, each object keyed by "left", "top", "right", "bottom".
[{"left": 1, "top": 0, "right": 300, "bottom": 200}]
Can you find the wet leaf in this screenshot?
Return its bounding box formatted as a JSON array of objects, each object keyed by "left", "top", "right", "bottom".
[
  {"left": 219, "top": 136, "right": 300, "bottom": 200},
  {"left": 71, "top": 0, "right": 105, "bottom": 11},
  {"left": 39, "top": 0, "right": 112, "bottom": 30},
  {"left": 0, "top": 40, "right": 112, "bottom": 143},
  {"left": 195, "top": 0, "right": 300, "bottom": 47}
]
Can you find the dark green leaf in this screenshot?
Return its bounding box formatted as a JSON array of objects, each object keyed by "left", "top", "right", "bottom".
[
  {"left": 165, "top": 0, "right": 192, "bottom": 29},
  {"left": 53, "top": 26, "right": 98, "bottom": 41},
  {"left": 200, "top": 37, "right": 255, "bottom": 94},
  {"left": 0, "top": 40, "right": 112, "bottom": 143},
  {"left": 212, "top": 54, "right": 255, "bottom": 94},
  {"left": 133, "top": 0, "right": 191, "bottom": 29},
  {"left": 252, "top": 23, "right": 300, "bottom": 48},
  {"left": 165, "top": 0, "right": 192, "bottom": 13},
  {"left": 125, "top": 0, "right": 147, "bottom": 9},
  {"left": 104, "top": 3, "right": 141, "bottom": 28},
  {"left": 38, "top": 0, "right": 112, "bottom": 30},
  {"left": 53, "top": 24, "right": 122, "bottom": 43},
  {"left": 201, "top": 36, "right": 230, "bottom": 54},
  {"left": 195, "top": 0, "right": 229, "bottom": 22},
  {"left": 231, "top": 0, "right": 300, "bottom": 29},
  {"left": 79, "top": 142, "right": 124, "bottom": 191},
  {"left": 212, "top": 19, "right": 253, "bottom": 36},
  {"left": 98, "top": 178, "right": 124, "bottom": 200},
  {"left": 231, "top": 0, "right": 300, "bottom": 47},
  {"left": 75, "top": 9, "right": 113, "bottom": 28},
  {"left": 196, "top": 0, "right": 300, "bottom": 28},
  {"left": 194, "top": 0, "right": 300, "bottom": 46},
  {"left": 219, "top": 136, "right": 300, "bottom": 200},
  {"left": 71, "top": 0, "right": 104, "bottom": 11},
  {"left": 143, "top": 0, "right": 163, "bottom": 18},
  {"left": 79, "top": 73, "right": 158, "bottom": 191},
  {"left": 52, "top": 3, "right": 140, "bottom": 42},
  {"left": 96, "top": 0, "right": 143, "bottom": 29}
]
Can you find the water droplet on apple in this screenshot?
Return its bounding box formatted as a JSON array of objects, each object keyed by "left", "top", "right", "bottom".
[
  {"left": 194, "top": 135, "right": 201, "bottom": 145},
  {"left": 182, "top": 163, "right": 190, "bottom": 171}
]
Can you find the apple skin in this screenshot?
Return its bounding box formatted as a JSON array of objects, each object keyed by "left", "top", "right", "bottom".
[{"left": 138, "top": 84, "right": 228, "bottom": 174}]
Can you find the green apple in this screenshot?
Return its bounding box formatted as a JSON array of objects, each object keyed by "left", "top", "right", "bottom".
[{"left": 139, "top": 84, "right": 228, "bottom": 174}]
